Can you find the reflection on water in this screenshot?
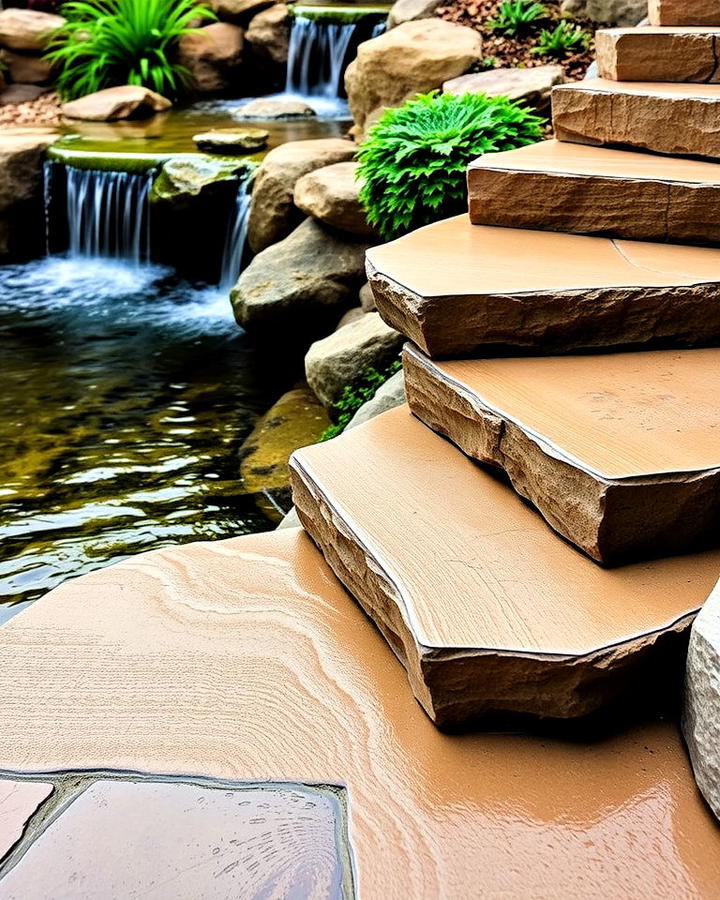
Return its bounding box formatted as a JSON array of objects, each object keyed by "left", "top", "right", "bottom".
[{"left": 0, "top": 257, "right": 290, "bottom": 619}]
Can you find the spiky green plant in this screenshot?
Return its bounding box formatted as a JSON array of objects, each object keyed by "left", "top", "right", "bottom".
[
  {"left": 488, "top": 0, "right": 547, "bottom": 36},
  {"left": 357, "top": 92, "right": 543, "bottom": 242},
  {"left": 532, "top": 20, "right": 590, "bottom": 57},
  {"left": 46, "top": 0, "right": 215, "bottom": 101},
  {"left": 320, "top": 360, "right": 402, "bottom": 441}
]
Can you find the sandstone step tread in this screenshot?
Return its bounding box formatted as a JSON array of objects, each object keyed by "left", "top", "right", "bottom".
[
  {"left": 1, "top": 530, "right": 719, "bottom": 893},
  {"left": 404, "top": 344, "right": 720, "bottom": 563},
  {"left": 650, "top": 0, "right": 720, "bottom": 26},
  {"left": 596, "top": 26, "right": 720, "bottom": 83},
  {"left": 289, "top": 406, "right": 720, "bottom": 723},
  {"left": 366, "top": 215, "right": 720, "bottom": 356},
  {"left": 553, "top": 79, "right": 720, "bottom": 159},
  {"left": 468, "top": 139, "right": 720, "bottom": 243}
]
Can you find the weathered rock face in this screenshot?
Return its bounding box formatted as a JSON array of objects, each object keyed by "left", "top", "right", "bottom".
[
  {"left": 290, "top": 405, "right": 720, "bottom": 726},
  {"left": 235, "top": 97, "right": 314, "bottom": 118},
  {"left": 0, "top": 48, "right": 53, "bottom": 85},
  {"left": 232, "top": 218, "right": 374, "bottom": 342},
  {"left": 211, "top": 0, "right": 273, "bottom": 24},
  {"left": 193, "top": 127, "right": 269, "bottom": 153},
  {"left": 305, "top": 312, "right": 403, "bottom": 409},
  {"left": 596, "top": 27, "right": 720, "bottom": 82},
  {"left": 467, "top": 139, "right": 720, "bottom": 245},
  {"left": 294, "top": 161, "right": 375, "bottom": 236},
  {"left": 560, "top": 0, "right": 646, "bottom": 25},
  {"left": 245, "top": 3, "right": 290, "bottom": 87},
  {"left": 0, "top": 131, "right": 55, "bottom": 214},
  {"left": 0, "top": 8, "right": 64, "bottom": 52},
  {"left": 177, "top": 22, "right": 244, "bottom": 93},
  {"left": 552, "top": 79, "right": 720, "bottom": 159},
  {"left": 387, "top": 0, "right": 443, "bottom": 28},
  {"left": 150, "top": 156, "right": 248, "bottom": 205},
  {"left": 247, "top": 137, "right": 356, "bottom": 253},
  {"left": 649, "top": 0, "right": 720, "bottom": 25},
  {"left": 345, "top": 19, "right": 483, "bottom": 134},
  {"left": 684, "top": 580, "right": 720, "bottom": 823},
  {"left": 61, "top": 86, "right": 171, "bottom": 122},
  {"left": 444, "top": 65, "right": 564, "bottom": 114}
]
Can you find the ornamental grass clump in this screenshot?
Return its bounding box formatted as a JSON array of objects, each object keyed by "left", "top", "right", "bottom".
[
  {"left": 357, "top": 91, "right": 544, "bottom": 242},
  {"left": 46, "top": 0, "right": 215, "bottom": 101}
]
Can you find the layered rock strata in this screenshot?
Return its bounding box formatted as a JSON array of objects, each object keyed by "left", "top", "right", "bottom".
[{"left": 596, "top": 27, "right": 720, "bottom": 82}]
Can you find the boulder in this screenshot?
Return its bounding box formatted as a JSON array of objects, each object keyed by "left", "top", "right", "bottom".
[
  {"left": 346, "top": 368, "right": 405, "bottom": 429},
  {"left": 193, "top": 127, "right": 269, "bottom": 153},
  {"left": 232, "top": 217, "right": 373, "bottom": 342},
  {"left": 177, "top": 22, "right": 244, "bottom": 93},
  {"left": 684, "top": 580, "right": 720, "bottom": 822},
  {"left": 560, "top": 0, "right": 646, "bottom": 25},
  {"left": 211, "top": 0, "right": 274, "bottom": 24},
  {"left": 247, "top": 137, "right": 356, "bottom": 253},
  {"left": 335, "top": 306, "right": 366, "bottom": 329},
  {"left": 0, "top": 49, "right": 53, "bottom": 85},
  {"left": 443, "top": 65, "right": 565, "bottom": 115},
  {"left": 387, "top": 0, "right": 443, "bottom": 28},
  {"left": 294, "top": 161, "right": 374, "bottom": 236},
  {"left": 246, "top": 4, "right": 290, "bottom": 73},
  {"left": 359, "top": 282, "right": 376, "bottom": 312},
  {"left": 150, "top": 156, "right": 249, "bottom": 205},
  {"left": 0, "top": 9, "right": 64, "bottom": 52},
  {"left": 345, "top": 19, "right": 483, "bottom": 135},
  {"left": 234, "top": 97, "right": 315, "bottom": 118},
  {"left": 0, "top": 131, "right": 56, "bottom": 214},
  {"left": 305, "top": 312, "right": 404, "bottom": 409},
  {"left": 61, "top": 86, "right": 171, "bottom": 121}
]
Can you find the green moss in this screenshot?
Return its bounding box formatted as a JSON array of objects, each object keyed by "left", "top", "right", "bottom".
[
  {"left": 150, "top": 155, "right": 256, "bottom": 204},
  {"left": 320, "top": 358, "right": 401, "bottom": 441},
  {"left": 289, "top": 4, "right": 388, "bottom": 23},
  {"left": 47, "top": 142, "right": 169, "bottom": 173}
]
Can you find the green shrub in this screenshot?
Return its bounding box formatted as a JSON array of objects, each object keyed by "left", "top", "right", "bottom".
[
  {"left": 357, "top": 92, "right": 544, "bottom": 242},
  {"left": 46, "top": 0, "right": 215, "bottom": 101},
  {"left": 532, "top": 21, "right": 590, "bottom": 57},
  {"left": 320, "top": 359, "right": 402, "bottom": 441},
  {"left": 488, "top": 0, "right": 547, "bottom": 36}
]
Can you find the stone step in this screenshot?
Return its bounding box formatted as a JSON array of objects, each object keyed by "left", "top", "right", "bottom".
[
  {"left": 2, "top": 529, "right": 719, "bottom": 890},
  {"left": 366, "top": 214, "right": 720, "bottom": 357},
  {"left": 596, "top": 27, "right": 720, "bottom": 83},
  {"left": 468, "top": 140, "right": 720, "bottom": 244},
  {"left": 650, "top": 0, "right": 720, "bottom": 26},
  {"left": 289, "top": 406, "right": 720, "bottom": 726},
  {"left": 403, "top": 343, "right": 720, "bottom": 564},
  {"left": 552, "top": 79, "right": 720, "bottom": 160}
]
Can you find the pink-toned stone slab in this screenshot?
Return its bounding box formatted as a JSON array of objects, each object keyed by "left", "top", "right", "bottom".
[
  {"left": 649, "top": 0, "right": 720, "bottom": 25},
  {"left": 403, "top": 344, "right": 720, "bottom": 563},
  {"left": 366, "top": 214, "right": 720, "bottom": 357},
  {"left": 290, "top": 407, "right": 720, "bottom": 723},
  {"left": 468, "top": 140, "right": 720, "bottom": 244},
  {"left": 0, "top": 780, "right": 349, "bottom": 898},
  {"left": 0, "top": 780, "right": 52, "bottom": 860},
  {"left": 596, "top": 27, "right": 720, "bottom": 82},
  {"left": 0, "top": 529, "right": 718, "bottom": 894},
  {"left": 553, "top": 79, "right": 720, "bottom": 159}
]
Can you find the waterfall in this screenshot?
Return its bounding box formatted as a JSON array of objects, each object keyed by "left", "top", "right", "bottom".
[{"left": 219, "top": 181, "right": 252, "bottom": 291}]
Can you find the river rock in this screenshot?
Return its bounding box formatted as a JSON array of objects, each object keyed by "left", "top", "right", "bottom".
[
  {"left": 247, "top": 137, "right": 356, "bottom": 253},
  {"left": 305, "top": 312, "right": 403, "bottom": 409},
  {"left": 0, "top": 49, "right": 53, "bottom": 85},
  {"left": 193, "top": 127, "right": 269, "bottom": 153},
  {"left": 246, "top": 4, "right": 290, "bottom": 74},
  {"left": 0, "top": 9, "right": 64, "bottom": 52},
  {"left": 177, "top": 22, "right": 244, "bottom": 93},
  {"left": 0, "top": 130, "right": 55, "bottom": 214},
  {"left": 212, "top": 0, "right": 274, "bottom": 24},
  {"left": 294, "top": 161, "right": 374, "bottom": 236},
  {"left": 443, "top": 65, "right": 564, "bottom": 115},
  {"left": 232, "top": 217, "right": 373, "bottom": 342},
  {"left": 388, "top": 0, "right": 444, "bottom": 28},
  {"left": 359, "top": 282, "right": 376, "bottom": 312},
  {"left": 345, "top": 19, "right": 483, "bottom": 135},
  {"left": 150, "top": 156, "right": 248, "bottom": 205},
  {"left": 684, "top": 580, "right": 720, "bottom": 822},
  {"left": 235, "top": 97, "right": 315, "bottom": 119},
  {"left": 61, "top": 86, "right": 171, "bottom": 121},
  {"left": 560, "top": 0, "right": 646, "bottom": 25}
]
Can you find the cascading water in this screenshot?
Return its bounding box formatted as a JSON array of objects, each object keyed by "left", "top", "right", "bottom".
[{"left": 219, "top": 181, "right": 252, "bottom": 292}]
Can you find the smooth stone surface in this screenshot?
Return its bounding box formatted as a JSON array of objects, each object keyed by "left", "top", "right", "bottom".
[
  {"left": 367, "top": 214, "right": 720, "bottom": 356},
  {"left": 387, "top": 0, "right": 443, "bottom": 27},
  {"left": 359, "top": 281, "right": 376, "bottom": 312},
  {"left": 193, "top": 126, "right": 269, "bottom": 152},
  {"left": 0, "top": 49, "right": 52, "bottom": 85},
  {"left": 294, "top": 161, "right": 375, "bottom": 236},
  {"left": 684, "top": 579, "right": 720, "bottom": 822},
  {"left": 649, "top": 0, "right": 720, "bottom": 24},
  {"left": 404, "top": 344, "right": 720, "bottom": 564},
  {"left": 290, "top": 407, "right": 720, "bottom": 724},
  {"left": 247, "top": 137, "right": 355, "bottom": 253},
  {"left": 468, "top": 139, "right": 720, "bottom": 244},
  {"left": 0, "top": 529, "right": 719, "bottom": 894},
  {"left": 596, "top": 26, "right": 720, "bottom": 82},
  {"left": 0, "top": 780, "right": 349, "bottom": 897},
  {"left": 177, "top": 22, "right": 244, "bottom": 94},
  {"left": 232, "top": 218, "right": 373, "bottom": 342},
  {"left": 0, "top": 780, "right": 52, "bottom": 859},
  {"left": 0, "top": 131, "right": 55, "bottom": 214},
  {"left": 234, "top": 97, "right": 315, "bottom": 118},
  {"left": 345, "top": 19, "right": 483, "bottom": 134},
  {"left": 212, "top": 0, "right": 274, "bottom": 23},
  {"left": 0, "top": 84, "right": 46, "bottom": 105},
  {"left": 552, "top": 79, "right": 720, "bottom": 159},
  {"left": 305, "top": 311, "right": 403, "bottom": 409},
  {"left": 61, "top": 86, "right": 171, "bottom": 122},
  {"left": 245, "top": 3, "right": 290, "bottom": 84},
  {"left": 444, "top": 65, "right": 564, "bottom": 114},
  {"left": 0, "top": 9, "right": 64, "bottom": 52}
]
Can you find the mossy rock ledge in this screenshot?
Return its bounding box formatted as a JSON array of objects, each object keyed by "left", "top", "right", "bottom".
[{"left": 150, "top": 155, "right": 257, "bottom": 206}]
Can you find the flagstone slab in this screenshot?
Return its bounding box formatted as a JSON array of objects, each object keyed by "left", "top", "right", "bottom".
[
  {"left": 403, "top": 344, "right": 720, "bottom": 564},
  {"left": 290, "top": 407, "right": 720, "bottom": 724},
  {"left": 0, "top": 779, "right": 350, "bottom": 898},
  {"left": 366, "top": 215, "right": 720, "bottom": 357},
  {"left": 596, "top": 27, "right": 720, "bottom": 82},
  {"left": 649, "top": 0, "right": 720, "bottom": 25},
  {"left": 468, "top": 140, "right": 720, "bottom": 244},
  {"left": 553, "top": 79, "right": 720, "bottom": 159},
  {"left": 0, "top": 780, "right": 51, "bottom": 861},
  {"left": 0, "top": 529, "right": 719, "bottom": 894}
]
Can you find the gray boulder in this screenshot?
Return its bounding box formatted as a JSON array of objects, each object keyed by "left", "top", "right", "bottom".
[{"left": 387, "top": 0, "right": 443, "bottom": 28}]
